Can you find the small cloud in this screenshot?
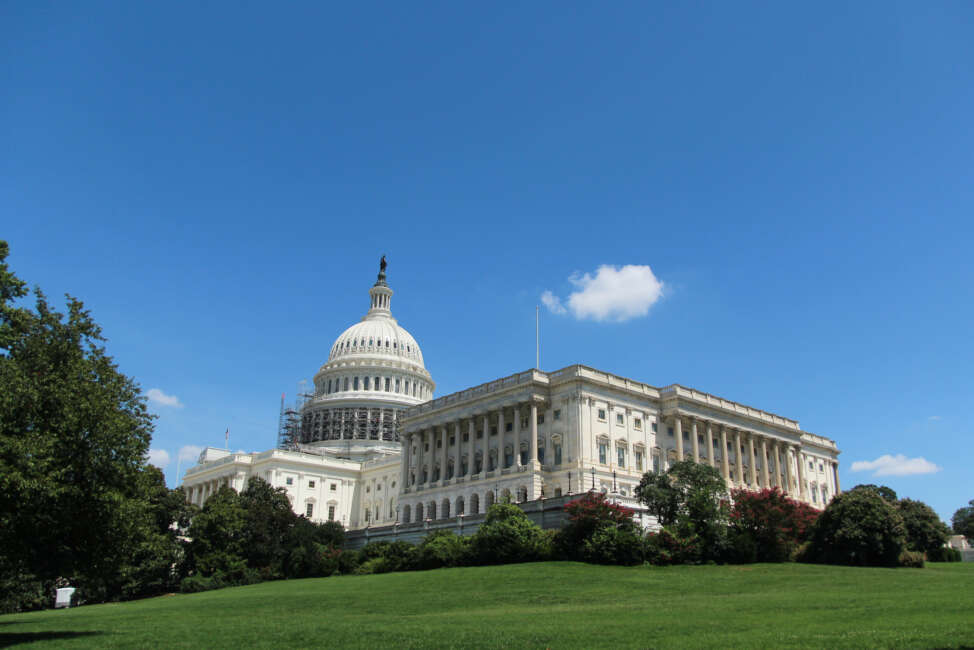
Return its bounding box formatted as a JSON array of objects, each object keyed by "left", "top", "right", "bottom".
[
  {"left": 850, "top": 454, "right": 941, "bottom": 477},
  {"left": 146, "top": 388, "right": 184, "bottom": 408},
  {"left": 928, "top": 415, "right": 941, "bottom": 421},
  {"left": 542, "top": 264, "right": 664, "bottom": 322},
  {"left": 147, "top": 448, "right": 171, "bottom": 468},
  {"left": 178, "top": 445, "right": 204, "bottom": 463},
  {"left": 541, "top": 290, "right": 566, "bottom": 315}
]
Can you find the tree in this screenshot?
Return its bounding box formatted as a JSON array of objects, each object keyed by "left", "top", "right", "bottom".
[
  {"left": 469, "top": 503, "right": 550, "bottom": 565},
  {"left": 729, "top": 488, "right": 819, "bottom": 562},
  {"left": 0, "top": 240, "right": 158, "bottom": 606},
  {"left": 851, "top": 484, "right": 898, "bottom": 502},
  {"left": 636, "top": 460, "right": 729, "bottom": 556},
  {"left": 556, "top": 492, "right": 642, "bottom": 565},
  {"left": 804, "top": 488, "right": 906, "bottom": 567},
  {"left": 239, "top": 477, "right": 297, "bottom": 579},
  {"left": 185, "top": 487, "right": 248, "bottom": 579},
  {"left": 897, "top": 498, "right": 949, "bottom": 556},
  {"left": 951, "top": 500, "right": 974, "bottom": 540}
]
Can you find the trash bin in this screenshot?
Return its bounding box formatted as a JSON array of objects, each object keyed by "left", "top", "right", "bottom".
[{"left": 55, "top": 587, "right": 75, "bottom": 609}]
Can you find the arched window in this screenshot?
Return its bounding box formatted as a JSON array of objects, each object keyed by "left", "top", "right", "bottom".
[
  {"left": 415, "top": 502, "right": 423, "bottom": 521},
  {"left": 554, "top": 487, "right": 562, "bottom": 497},
  {"left": 343, "top": 377, "right": 349, "bottom": 391},
  {"left": 353, "top": 377, "right": 359, "bottom": 390},
  {"left": 517, "top": 486, "right": 528, "bottom": 502},
  {"left": 364, "top": 376, "right": 370, "bottom": 390},
  {"left": 456, "top": 495, "right": 465, "bottom": 516},
  {"left": 428, "top": 501, "right": 437, "bottom": 520},
  {"left": 441, "top": 498, "right": 450, "bottom": 518},
  {"left": 470, "top": 493, "right": 480, "bottom": 515},
  {"left": 485, "top": 491, "right": 495, "bottom": 508},
  {"left": 500, "top": 488, "right": 511, "bottom": 503},
  {"left": 403, "top": 504, "right": 411, "bottom": 523}
]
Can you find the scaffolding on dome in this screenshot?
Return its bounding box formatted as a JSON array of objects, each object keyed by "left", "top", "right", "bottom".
[{"left": 276, "top": 389, "right": 310, "bottom": 450}]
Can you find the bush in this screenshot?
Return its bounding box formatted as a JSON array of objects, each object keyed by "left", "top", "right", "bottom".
[
  {"left": 417, "top": 531, "right": 470, "bottom": 570},
  {"left": 803, "top": 489, "right": 906, "bottom": 567},
  {"left": 357, "top": 541, "right": 417, "bottom": 572},
  {"left": 644, "top": 528, "right": 702, "bottom": 566},
  {"left": 898, "top": 551, "right": 925, "bottom": 568},
  {"left": 580, "top": 526, "right": 644, "bottom": 565},
  {"left": 469, "top": 503, "right": 550, "bottom": 565},
  {"left": 729, "top": 488, "right": 818, "bottom": 563},
  {"left": 927, "top": 546, "right": 962, "bottom": 562},
  {"left": 897, "top": 498, "right": 949, "bottom": 556}
]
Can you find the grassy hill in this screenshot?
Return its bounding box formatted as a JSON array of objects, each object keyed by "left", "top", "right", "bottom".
[{"left": 2, "top": 562, "right": 972, "bottom": 648}]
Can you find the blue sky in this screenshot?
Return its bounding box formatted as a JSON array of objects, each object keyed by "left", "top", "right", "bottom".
[{"left": 3, "top": 2, "right": 972, "bottom": 522}]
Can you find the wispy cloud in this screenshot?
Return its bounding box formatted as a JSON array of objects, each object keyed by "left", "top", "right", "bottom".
[
  {"left": 928, "top": 415, "right": 942, "bottom": 421},
  {"left": 146, "top": 388, "right": 184, "bottom": 408},
  {"left": 542, "top": 264, "right": 664, "bottom": 322},
  {"left": 178, "top": 445, "right": 204, "bottom": 463},
  {"left": 851, "top": 454, "right": 941, "bottom": 477},
  {"left": 147, "top": 448, "right": 171, "bottom": 468}
]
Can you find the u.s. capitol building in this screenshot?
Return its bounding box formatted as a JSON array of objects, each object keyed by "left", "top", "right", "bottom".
[{"left": 181, "top": 261, "right": 840, "bottom": 532}]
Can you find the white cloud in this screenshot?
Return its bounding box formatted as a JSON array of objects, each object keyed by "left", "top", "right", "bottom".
[
  {"left": 178, "top": 445, "right": 204, "bottom": 463},
  {"left": 850, "top": 454, "right": 941, "bottom": 477},
  {"left": 541, "top": 290, "right": 567, "bottom": 315},
  {"left": 146, "top": 388, "right": 184, "bottom": 408},
  {"left": 542, "top": 264, "right": 664, "bottom": 322},
  {"left": 928, "top": 415, "right": 941, "bottom": 421},
  {"left": 147, "top": 448, "right": 171, "bottom": 468}
]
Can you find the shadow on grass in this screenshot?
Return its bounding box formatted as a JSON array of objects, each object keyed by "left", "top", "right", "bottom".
[{"left": 0, "top": 630, "right": 102, "bottom": 647}]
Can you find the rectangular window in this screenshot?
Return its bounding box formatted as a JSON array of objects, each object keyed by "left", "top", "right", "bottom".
[
  {"left": 328, "top": 505, "right": 335, "bottom": 521},
  {"left": 505, "top": 422, "right": 513, "bottom": 432},
  {"left": 286, "top": 477, "right": 293, "bottom": 486},
  {"left": 597, "top": 409, "right": 607, "bottom": 421},
  {"left": 537, "top": 414, "right": 544, "bottom": 424},
  {"left": 395, "top": 378, "right": 401, "bottom": 393},
  {"left": 634, "top": 418, "right": 642, "bottom": 430},
  {"left": 652, "top": 421, "right": 657, "bottom": 433},
  {"left": 306, "top": 503, "right": 314, "bottom": 517},
  {"left": 353, "top": 377, "right": 359, "bottom": 390},
  {"left": 554, "top": 409, "right": 561, "bottom": 421},
  {"left": 491, "top": 426, "right": 497, "bottom": 436},
  {"left": 616, "top": 413, "right": 624, "bottom": 425},
  {"left": 449, "top": 436, "right": 455, "bottom": 446},
  {"left": 554, "top": 445, "right": 562, "bottom": 465},
  {"left": 617, "top": 447, "right": 626, "bottom": 467},
  {"left": 330, "top": 483, "right": 337, "bottom": 491},
  {"left": 635, "top": 451, "right": 644, "bottom": 471},
  {"left": 809, "top": 460, "right": 814, "bottom": 470},
  {"left": 653, "top": 454, "right": 660, "bottom": 473},
  {"left": 598, "top": 442, "right": 607, "bottom": 464},
  {"left": 384, "top": 377, "right": 390, "bottom": 391},
  {"left": 364, "top": 377, "right": 370, "bottom": 390},
  {"left": 668, "top": 427, "right": 674, "bottom": 437},
  {"left": 308, "top": 480, "right": 315, "bottom": 488},
  {"left": 698, "top": 434, "right": 704, "bottom": 444}
]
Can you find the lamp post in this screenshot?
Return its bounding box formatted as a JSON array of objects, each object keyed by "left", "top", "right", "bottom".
[{"left": 591, "top": 466, "right": 596, "bottom": 491}]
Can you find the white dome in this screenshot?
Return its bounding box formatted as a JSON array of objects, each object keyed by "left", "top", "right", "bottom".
[{"left": 328, "top": 317, "right": 425, "bottom": 368}]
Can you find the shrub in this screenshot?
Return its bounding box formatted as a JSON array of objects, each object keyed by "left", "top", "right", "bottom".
[
  {"left": 469, "top": 503, "right": 549, "bottom": 565},
  {"left": 357, "top": 541, "right": 417, "bottom": 572},
  {"left": 644, "top": 528, "right": 702, "bottom": 566},
  {"left": 417, "top": 531, "right": 470, "bottom": 570},
  {"left": 927, "top": 546, "right": 962, "bottom": 563},
  {"left": 897, "top": 498, "right": 949, "bottom": 556},
  {"left": 556, "top": 492, "right": 641, "bottom": 564},
  {"left": 729, "top": 488, "right": 819, "bottom": 563},
  {"left": 803, "top": 489, "right": 906, "bottom": 567},
  {"left": 898, "top": 550, "right": 925, "bottom": 568}
]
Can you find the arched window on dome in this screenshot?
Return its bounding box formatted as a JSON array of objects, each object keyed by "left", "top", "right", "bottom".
[
  {"left": 326, "top": 379, "right": 332, "bottom": 394},
  {"left": 374, "top": 376, "right": 380, "bottom": 391},
  {"left": 404, "top": 380, "right": 409, "bottom": 395},
  {"left": 364, "top": 376, "right": 370, "bottom": 390},
  {"left": 343, "top": 378, "right": 349, "bottom": 391},
  {"left": 353, "top": 377, "right": 359, "bottom": 391},
  {"left": 395, "top": 378, "right": 401, "bottom": 393},
  {"left": 393, "top": 341, "right": 397, "bottom": 349},
  {"left": 385, "top": 339, "right": 390, "bottom": 348},
  {"left": 369, "top": 338, "right": 373, "bottom": 346}
]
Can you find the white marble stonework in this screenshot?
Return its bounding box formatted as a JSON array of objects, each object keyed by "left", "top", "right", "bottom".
[{"left": 397, "top": 366, "right": 840, "bottom": 524}]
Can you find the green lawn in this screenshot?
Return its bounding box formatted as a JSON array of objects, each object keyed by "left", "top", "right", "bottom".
[{"left": 2, "top": 562, "right": 972, "bottom": 649}]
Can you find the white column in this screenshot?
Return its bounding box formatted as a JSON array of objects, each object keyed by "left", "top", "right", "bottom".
[
  {"left": 797, "top": 446, "right": 807, "bottom": 501},
  {"left": 691, "top": 418, "right": 700, "bottom": 463},
  {"left": 734, "top": 429, "right": 744, "bottom": 488},
  {"left": 401, "top": 432, "right": 410, "bottom": 489},
  {"left": 760, "top": 436, "right": 770, "bottom": 488},
  {"left": 784, "top": 446, "right": 794, "bottom": 496},
  {"left": 468, "top": 417, "right": 476, "bottom": 475},
  {"left": 674, "top": 417, "right": 684, "bottom": 462},
  {"left": 705, "top": 421, "right": 714, "bottom": 468},
  {"left": 772, "top": 441, "right": 781, "bottom": 489},
  {"left": 455, "top": 420, "right": 463, "bottom": 478},
  {"left": 440, "top": 425, "right": 447, "bottom": 483},
  {"left": 497, "top": 407, "right": 506, "bottom": 468},
  {"left": 416, "top": 429, "right": 425, "bottom": 486},
  {"left": 513, "top": 403, "right": 521, "bottom": 466},
  {"left": 720, "top": 425, "right": 730, "bottom": 484},
  {"left": 482, "top": 413, "right": 490, "bottom": 473},
  {"left": 747, "top": 433, "right": 757, "bottom": 488},
  {"left": 529, "top": 402, "right": 539, "bottom": 464},
  {"left": 833, "top": 461, "right": 841, "bottom": 492}
]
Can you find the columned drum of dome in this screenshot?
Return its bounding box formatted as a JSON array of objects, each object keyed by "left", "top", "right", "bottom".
[{"left": 300, "top": 258, "right": 434, "bottom": 459}]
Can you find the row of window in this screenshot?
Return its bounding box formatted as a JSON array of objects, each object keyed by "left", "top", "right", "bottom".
[
  {"left": 595, "top": 408, "right": 654, "bottom": 432},
  {"left": 323, "top": 375, "right": 429, "bottom": 398},
  {"left": 334, "top": 336, "right": 414, "bottom": 355},
  {"left": 411, "top": 445, "right": 565, "bottom": 482}
]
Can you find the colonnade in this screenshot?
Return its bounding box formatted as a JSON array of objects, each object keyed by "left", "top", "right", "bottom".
[
  {"left": 401, "top": 398, "right": 544, "bottom": 491},
  {"left": 663, "top": 414, "right": 839, "bottom": 500},
  {"left": 186, "top": 476, "right": 236, "bottom": 506}
]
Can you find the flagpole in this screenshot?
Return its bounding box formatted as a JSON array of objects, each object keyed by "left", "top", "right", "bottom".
[{"left": 536, "top": 305, "right": 540, "bottom": 370}]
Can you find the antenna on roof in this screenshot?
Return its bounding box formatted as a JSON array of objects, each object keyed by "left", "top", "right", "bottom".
[{"left": 536, "top": 305, "right": 540, "bottom": 370}]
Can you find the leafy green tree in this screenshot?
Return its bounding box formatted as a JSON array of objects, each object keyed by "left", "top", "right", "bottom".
[
  {"left": 851, "top": 484, "right": 898, "bottom": 502},
  {"left": 239, "top": 477, "right": 297, "bottom": 578},
  {"left": 897, "top": 498, "right": 949, "bottom": 556},
  {"left": 951, "top": 500, "right": 974, "bottom": 540},
  {"left": 469, "top": 503, "right": 550, "bottom": 565},
  {"left": 416, "top": 530, "right": 470, "bottom": 570},
  {"left": 0, "top": 240, "right": 159, "bottom": 605},
  {"left": 636, "top": 460, "right": 729, "bottom": 558},
  {"left": 804, "top": 488, "right": 906, "bottom": 567},
  {"left": 185, "top": 487, "right": 248, "bottom": 579},
  {"left": 555, "top": 492, "right": 643, "bottom": 565}
]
